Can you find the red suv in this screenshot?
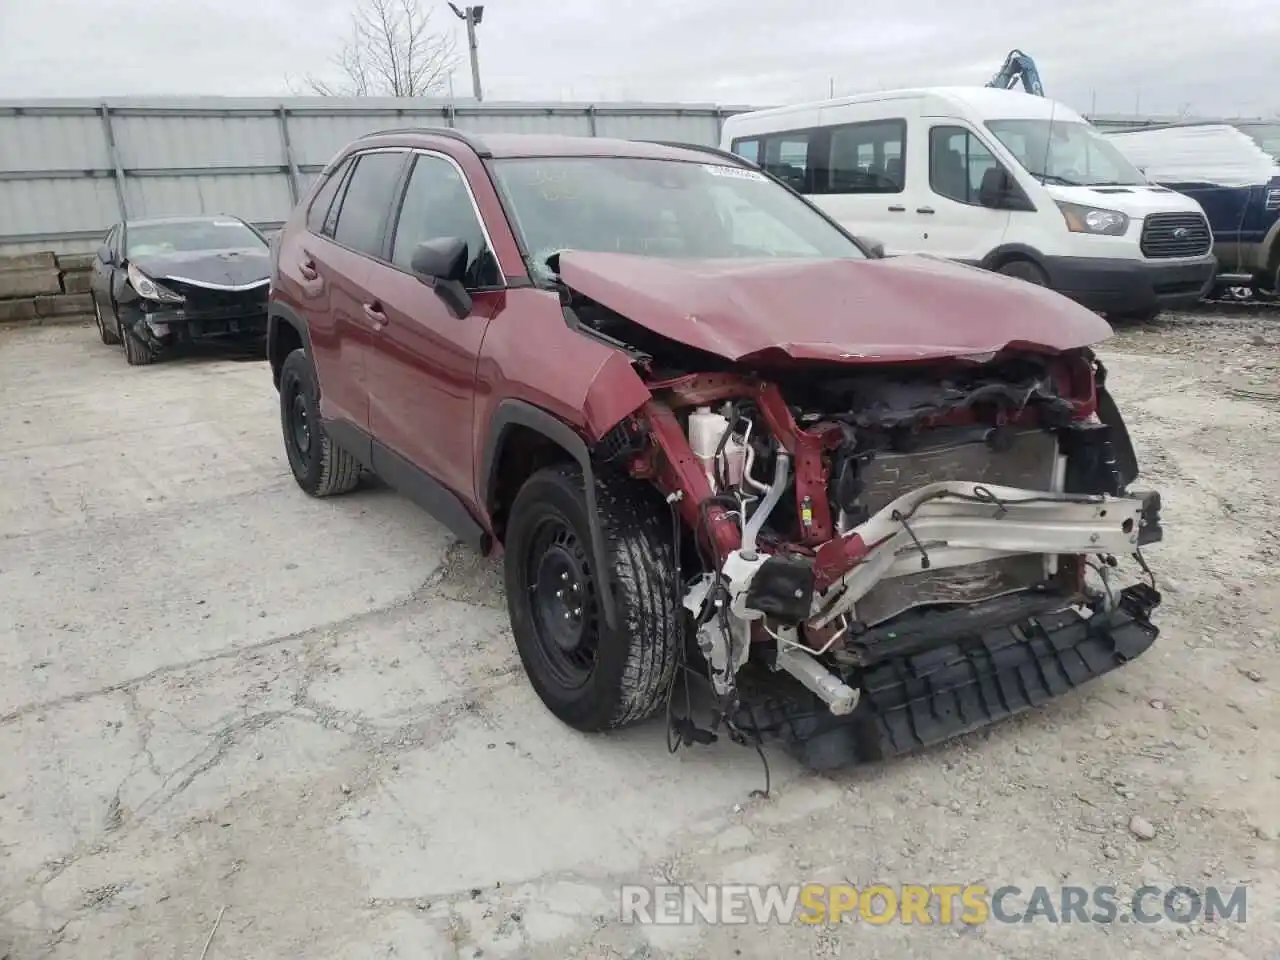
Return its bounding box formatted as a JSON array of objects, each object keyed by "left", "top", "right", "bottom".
[{"left": 267, "top": 129, "right": 1164, "bottom": 768}]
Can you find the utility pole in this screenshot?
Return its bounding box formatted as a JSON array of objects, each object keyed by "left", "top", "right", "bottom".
[{"left": 448, "top": 4, "right": 485, "bottom": 101}]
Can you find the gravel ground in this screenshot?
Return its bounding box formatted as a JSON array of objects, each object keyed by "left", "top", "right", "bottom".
[{"left": 0, "top": 313, "right": 1276, "bottom": 959}]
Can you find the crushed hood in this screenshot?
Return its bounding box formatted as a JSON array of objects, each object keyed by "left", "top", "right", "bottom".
[
  {"left": 129, "top": 247, "right": 270, "bottom": 290},
  {"left": 556, "top": 251, "right": 1113, "bottom": 364}
]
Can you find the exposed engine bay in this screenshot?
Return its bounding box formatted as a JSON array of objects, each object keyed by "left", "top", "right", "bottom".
[{"left": 589, "top": 322, "right": 1164, "bottom": 764}]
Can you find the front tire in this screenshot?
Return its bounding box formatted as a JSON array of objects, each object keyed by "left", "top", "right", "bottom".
[
  {"left": 996, "top": 259, "right": 1048, "bottom": 286},
  {"left": 504, "top": 463, "right": 679, "bottom": 732},
  {"left": 121, "top": 326, "right": 156, "bottom": 366},
  {"left": 278, "top": 347, "right": 362, "bottom": 497},
  {"left": 92, "top": 294, "right": 121, "bottom": 345}
]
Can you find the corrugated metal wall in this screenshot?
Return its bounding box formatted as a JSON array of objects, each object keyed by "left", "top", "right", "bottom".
[{"left": 0, "top": 98, "right": 759, "bottom": 254}]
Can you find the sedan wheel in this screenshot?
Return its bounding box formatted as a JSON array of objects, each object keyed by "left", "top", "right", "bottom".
[{"left": 93, "top": 294, "right": 121, "bottom": 346}]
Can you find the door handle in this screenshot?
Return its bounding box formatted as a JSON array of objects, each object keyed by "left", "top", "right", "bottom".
[
  {"left": 298, "top": 257, "right": 318, "bottom": 281},
  {"left": 916, "top": 206, "right": 936, "bottom": 214},
  {"left": 887, "top": 205, "right": 906, "bottom": 212},
  {"left": 363, "top": 302, "right": 388, "bottom": 327}
]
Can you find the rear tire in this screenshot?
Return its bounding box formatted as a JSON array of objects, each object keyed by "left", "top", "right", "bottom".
[
  {"left": 996, "top": 259, "right": 1048, "bottom": 286},
  {"left": 92, "top": 294, "right": 120, "bottom": 345},
  {"left": 504, "top": 463, "right": 679, "bottom": 732},
  {"left": 279, "top": 347, "right": 362, "bottom": 497},
  {"left": 121, "top": 326, "right": 156, "bottom": 366}
]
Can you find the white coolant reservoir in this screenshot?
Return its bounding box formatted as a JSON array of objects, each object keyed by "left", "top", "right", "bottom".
[{"left": 688, "top": 406, "right": 730, "bottom": 491}]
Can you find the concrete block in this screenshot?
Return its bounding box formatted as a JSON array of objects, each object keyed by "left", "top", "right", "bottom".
[
  {"left": 56, "top": 253, "right": 97, "bottom": 273},
  {"left": 32, "top": 313, "right": 94, "bottom": 328},
  {"left": 0, "top": 251, "right": 57, "bottom": 271},
  {"left": 62, "top": 271, "right": 94, "bottom": 294},
  {"left": 34, "top": 293, "right": 93, "bottom": 318},
  {"left": 0, "top": 269, "right": 62, "bottom": 299},
  {"left": 0, "top": 298, "right": 38, "bottom": 324}
]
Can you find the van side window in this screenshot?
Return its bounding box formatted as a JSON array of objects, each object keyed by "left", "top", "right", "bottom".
[
  {"left": 760, "top": 136, "right": 809, "bottom": 190},
  {"left": 826, "top": 120, "right": 906, "bottom": 194},
  {"left": 731, "top": 139, "right": 760, "bottom": 164},
  {"left": 929, "top": 126, "right": 998, "bottom": 206}
]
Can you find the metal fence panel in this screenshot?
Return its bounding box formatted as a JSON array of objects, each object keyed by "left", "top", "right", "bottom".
[{"left": 0, "top": 97, "right": 760, "bottom": 254}]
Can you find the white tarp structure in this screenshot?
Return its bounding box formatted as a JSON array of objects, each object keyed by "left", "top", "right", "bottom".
[{"left": 1106, "top": 124, "right": 1280, "bottom": 188}]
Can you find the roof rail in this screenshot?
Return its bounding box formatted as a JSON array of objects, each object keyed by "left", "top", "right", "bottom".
[
  {"left": 648, "top": 140, "right": 757, "bottom": 169},
  {"left": 355, "top": 126, "right": 490, "bottom": 157}
]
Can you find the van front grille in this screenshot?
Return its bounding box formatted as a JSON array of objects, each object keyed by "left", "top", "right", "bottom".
[{"left": 1140, "top": 212, "right": 1212, "bottom": 259}]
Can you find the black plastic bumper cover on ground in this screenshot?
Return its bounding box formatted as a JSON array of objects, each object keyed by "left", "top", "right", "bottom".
[{"left": 736, "top": 584, "right": 1161, "bottom": 771}]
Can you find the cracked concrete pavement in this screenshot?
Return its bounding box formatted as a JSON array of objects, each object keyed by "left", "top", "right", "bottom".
[{"left": 0, "top": 316, "right": 1277, "bottom": 959}]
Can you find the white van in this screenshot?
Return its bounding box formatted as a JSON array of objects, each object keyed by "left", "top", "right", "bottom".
[{"left": 720, "top": 87, "right": 1217, "bottom": 319}]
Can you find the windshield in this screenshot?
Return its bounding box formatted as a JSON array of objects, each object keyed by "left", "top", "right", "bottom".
[
  {"left": 1235, "top": 123, "right": 1280, "bottom": 160},
  {"left": 985, "top": 119, "right": 1147, "bottom": 187},
  {"left": 488, "top": 156, "right": 865, "bottom": 279},
  {"left": 126, "top": 219, "right": 266, "bottom": 257}
]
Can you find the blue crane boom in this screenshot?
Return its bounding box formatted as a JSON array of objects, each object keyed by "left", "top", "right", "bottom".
[{"left": 987, "top": 49, "right": 1045, "bottom": 96}]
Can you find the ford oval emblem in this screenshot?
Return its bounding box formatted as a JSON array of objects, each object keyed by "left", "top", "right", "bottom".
[{"left": 1173, "top": 227, "right": 1190, "bottom": 239}]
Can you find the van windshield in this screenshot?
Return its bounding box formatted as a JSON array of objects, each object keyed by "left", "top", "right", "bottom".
[
  {"left": 489, "top": 156, "right": 865, "bottom": 279},
  {"left": 985, "top": 119, "right": 1147, "bottom": 187}
]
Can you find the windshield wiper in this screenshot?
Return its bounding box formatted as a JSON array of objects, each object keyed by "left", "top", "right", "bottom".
[{"left": 1038, "top": 174, "right": 1081, "bottom": 186}]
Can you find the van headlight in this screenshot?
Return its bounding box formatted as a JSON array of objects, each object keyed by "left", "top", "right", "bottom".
[{"left": 1056, "top": 202, "right": 1129, "bottom": 236}]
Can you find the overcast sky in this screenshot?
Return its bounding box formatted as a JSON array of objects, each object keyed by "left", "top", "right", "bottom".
[{"left": 0, "top": 0, "right": 1274, "bottom": 119}]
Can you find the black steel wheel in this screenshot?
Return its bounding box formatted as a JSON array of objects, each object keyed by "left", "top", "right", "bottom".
[
  {"left": 523, "top": 512, "right": 600, "bottom": 691},
  {"left": 278, "top": 348, "right": 362, "bottom": 498},
  {"left": 504, "top": 462, "right": 679, "bottom": 732}
]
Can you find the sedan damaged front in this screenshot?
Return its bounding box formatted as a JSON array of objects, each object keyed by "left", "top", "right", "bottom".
[{"left": 113, "top": 216, "right": 272, "bottom": 359}]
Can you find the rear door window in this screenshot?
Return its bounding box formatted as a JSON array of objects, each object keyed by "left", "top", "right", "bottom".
[
  {"left": 332, "top": 151, "right": 408, "bottom": 257},
  {"left": 307, "top": 158, "right": 353, "bottom": 235}
]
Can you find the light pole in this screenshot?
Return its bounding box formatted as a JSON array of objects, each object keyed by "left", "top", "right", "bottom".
[{"left": 448, "top": 3, "right": 484, "bottom": 102}]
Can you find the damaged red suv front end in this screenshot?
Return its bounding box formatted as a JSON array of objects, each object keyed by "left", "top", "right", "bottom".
[{"left": 552, "top": 247, "right": 1163, "bottom": 768}]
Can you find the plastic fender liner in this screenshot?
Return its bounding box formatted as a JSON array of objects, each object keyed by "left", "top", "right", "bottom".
[{"left": 735, "top": 583, "right": 1161, "bottom": 771}]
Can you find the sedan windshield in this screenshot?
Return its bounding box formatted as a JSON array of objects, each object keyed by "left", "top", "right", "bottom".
[
  {"left": 489, "top": 156, "right": 865, "bottom": 278},
  {"left": 985, "top": 119, "right": 1147, "bottom": 187},
  {"left": 126, "top": 219, "right": 266, "bottom": 257}
]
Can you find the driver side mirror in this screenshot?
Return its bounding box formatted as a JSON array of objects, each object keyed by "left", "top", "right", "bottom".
[
  {"left": 979, "top": 168, "right": 1036, "bottom": 212},
  {"left": 856, "top": 236, "right": 886, "bottom": 259},
  {"left": 97, "top": 244, "right": 115, "bottom": 266},
  {"left": 410, "top": 237, "right": 472, "bottom": 319}
]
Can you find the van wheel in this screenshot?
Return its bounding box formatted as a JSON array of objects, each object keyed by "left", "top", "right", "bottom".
[
  {"left": 504, "top": 463, "right": 679, "bottom": 732},
  {"left": 996, "top": 259, "right": 1048, "bottom": 286},
  {"left": 279, "top": 348, "right": 362, "bottom": 497}
]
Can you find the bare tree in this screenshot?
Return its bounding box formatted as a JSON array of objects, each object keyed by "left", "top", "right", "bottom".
[{"left": 297, "top": 0, "right": 459, "bottom": 97}]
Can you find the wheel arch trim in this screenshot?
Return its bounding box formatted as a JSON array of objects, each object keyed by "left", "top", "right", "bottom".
[
  {"left": 481, "top": 398, "right": 619, "bottom": 631},
  {"left": 267, "top": 302, "right": 314, "bottom": 391}
]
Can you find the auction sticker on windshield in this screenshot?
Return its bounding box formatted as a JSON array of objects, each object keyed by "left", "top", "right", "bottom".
[{"left": 703, "top": 164, "right": 767, "bottom": 181}]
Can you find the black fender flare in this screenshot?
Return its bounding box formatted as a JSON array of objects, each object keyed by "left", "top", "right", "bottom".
[
  {"left": 979, "top": 243, "right": 1051, "bottom": 276},
  {"left": 267, "top": 302, "right": 314, "bottom": 390},
  {"left": 481, "top": 399, "right": 619, "bottom": 630}
]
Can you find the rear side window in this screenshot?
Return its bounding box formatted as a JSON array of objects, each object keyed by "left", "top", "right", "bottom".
[
  {"left": 731, "top": 139, "right": 760, "bottom": 164},
  {"left": 761, "top": 136, "right": 809, "bottom": 191},
  {"left": 306, "top": 158, "right": 352, "bottom": 235},
  {"left": 827, "top": 119, "right": 906, "bottom": 194},
  {"left": 332, "top": 151, "right": 407, "bottom": 257},
  {"left": 929, "top": 126, "right": 998, "bottom": 205},
  {"left": 390, "top": 154, "right": 501, "bottom": 288}
]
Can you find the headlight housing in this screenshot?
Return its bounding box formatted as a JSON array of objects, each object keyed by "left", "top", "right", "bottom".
[
  {"left": 1056, "top": 201, "right": 1129, "bottom": 237},
  {"left": 126, "top": 263, "right": 185, "bottom": 303}
]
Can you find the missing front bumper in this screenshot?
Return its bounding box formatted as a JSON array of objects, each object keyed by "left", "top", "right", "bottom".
[{"left": 735, "top": 583, "right": 1160, "bottom": 771}]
